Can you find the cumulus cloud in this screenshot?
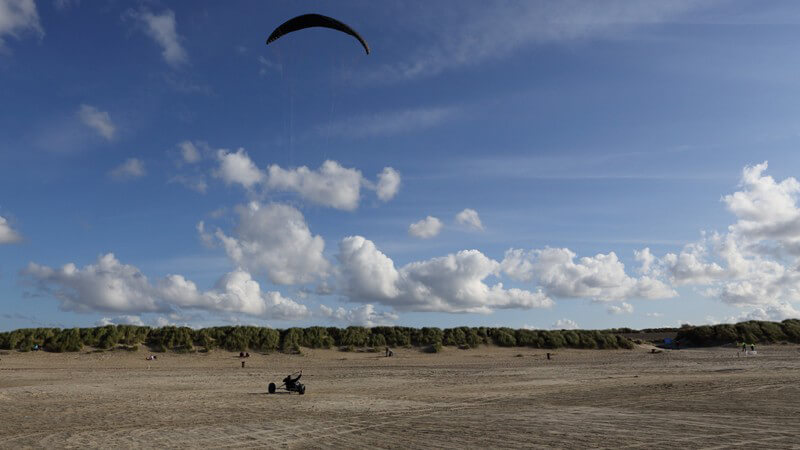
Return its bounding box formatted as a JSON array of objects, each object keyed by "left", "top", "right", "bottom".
[
  {"left": 455, "top": 208, "right": 484, "bottom": 231},
  {"left": 159, "top": 270, "right": 309, "bottom": 320},
  {"left": 336, "top": 236, "right": 553, "bottom": 313},
  {"left": 639, "top": 162, "right": 800, "bottom": 315},
  {"left": 214, "top": 148, "right": 263, "bottom": 189},
  {"left": 196, "top": 221, "right": 214, "bottom": 247},
  {"left": 77, "top": 104, "right": 115, "bottom": 140},
  {"left": 23, "top": 253, "right": 309, "bottom": 320},
  {"left": 170, "top": 140, "right": 209, "bottom": 192},
  {"left": 0, "top": 0, "right": 43, "bottom": 50},
  {"left": 500, "top": 247, "right": 676, "bottom": 302},
  {"left": 606, "top": 302, "right": 634, "bottom": 315},
  {"left": 97, "top": 315, "right": 145, "bottom": 326},
  {"left": 209, "top": 153, "right": 396, "bottom": 208},
  {"left": 408, "top": 216, "right": 443, "bottom": 239},
  {"left": 739, "top": 302, "right": 800, "bottom": 321},
  {"left": 213, "top": 202, "right": 329, "bottom": 285},
  {"left": 125, "top": 8, "right": 187, "bottom": 68},
  {"left": 266, "top": 160, "right": 363, "bottom": 211},
  {"left": 660, "top": 242, "right": 725, "bottom": 285},
  {"left": 376, "top": 167, "right": 401, "bottom": 201},
  {"left": 109, "top": 158, "right": 146, "bottom": 180},
  {"left": 723, "top": 162, "right": 800, "bottom": 253},
  {"left": 552, "top": 318, "right": 579, "bottom": 330},
  {"left": 178, "top": 140, "right": 202, "bottom": 163},
  {"left": 337, "top": 236, "right": 401, "bottom": 301},
  {"left": 0, "top": 215, "right": 22, "bottom": 244},
  {"left": 22, "top": 253, "right": 165, "bottom": 313},
  {"left": 319, "top": 304, "right": 398, "bottom": 327}
]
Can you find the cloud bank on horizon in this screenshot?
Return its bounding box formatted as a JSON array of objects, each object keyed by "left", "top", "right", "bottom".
[
  {"left": 19, "top": 161, "right": 800, "bottom": 327},
  {"left": 3, "top": 0, "right": 800, "bottom": 330}
]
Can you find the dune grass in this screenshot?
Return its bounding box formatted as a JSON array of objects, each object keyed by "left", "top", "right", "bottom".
[{"left": 10, "top": 321, "right": 796, "bottom": 353}]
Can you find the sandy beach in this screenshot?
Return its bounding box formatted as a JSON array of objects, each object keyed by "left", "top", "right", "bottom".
[{"left": 1, "top": 345, "right": 799, "bottom": 449}]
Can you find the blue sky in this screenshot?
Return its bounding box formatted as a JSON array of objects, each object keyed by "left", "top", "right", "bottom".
[{"left": 3, "top": 0, "right": 800, "bottom": 331}]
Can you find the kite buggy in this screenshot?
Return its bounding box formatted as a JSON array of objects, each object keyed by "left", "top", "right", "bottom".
[{"left": 268, "top": 370, "right": 306, "bottom": 395}]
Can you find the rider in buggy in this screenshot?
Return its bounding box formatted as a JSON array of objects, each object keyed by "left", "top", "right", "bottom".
[
  {"left": 269, "top": 370, "right": 305, "bottom": 394},
  {"left": 283, "top": 370, "right": 302, "bottom": 390}
]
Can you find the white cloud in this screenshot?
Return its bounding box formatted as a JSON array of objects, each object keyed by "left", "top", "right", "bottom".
[
  {"left": 109, "top": 158, "right": 146, "bottom": 181},
  {"left": 266, "top": 160, "right": 363, "bottom": 211},
  {"left": 170, "top": 140, "right": 209, "bottom": 191},
  {"left": 661, "top": 242, "right": 725, "bottom": 285},
  {"left": 455, "top": 208, "right": 484, "bottom": 231},
  {"left": 196, "top": 221, "right": 214, "bottom": 247},
  {"left": 606, "top": 302, "right": 634, "bottom": 315},
  {"left": 500, "top": 247, "right": 676, "bottom": 302},
  {"left": 408, "top": 216, "right": 443, "bottom": 239},
  {"left": 739, "top": 302, "right": 800, "bottom": 321},
  {"left": 645, "top": 312, "right": 664, "bottom": 318},
  {"left": 214, "top": 148, "right": 264, "bottom": 189},
  {"left": 634, "top": 247, "right": 656, "bottom": 274},
  {"left": 77, "top": 104, "right": 115, "bottom": 140},
  {"left": 178, "top": 140, "right": 202, "bottom": 163},
  {"left": 159, "top": 270, "right": 309, "bottom": 320},
  {"left": 337, "top": 236, "right": 402, "bottom": 301},
  {"left": 210, "top": 154, "right": 392, "bottom": 208},
  {"left": 23, "top": 253, "right": 164, "bottom": 313},
  {"left": 0, "top": 0, "right": 43, "bottom": 50},
  {"left": 97, "top": 315, "right": 144, "bottom": 326},
  {"left": 213, "top": 202, "right": 329, "bottom": 285},
  {"left": 368, "top": 1, "right": 700, "bottom": 82},
  {"left": 640, "top": 162, "right": 800, "bottom": 315},
  {"left": 376, "top": 167, "right": 401, "bottom": 202},
  {"left": 318, "top": 106, "right": 459, "bottom": 138},
  {"left": 0, "top": 215, "right": 22, "bottom": 244},
  {"left": 152, "top": 316, "right": 173, "bottom": 327},
  {"left": 319, "top": 304, "right": 398, "bottom": 327},
  {"left": 336, "top": 236, "right": 553, "bottom": 313},
  {"left": 125, "top": 8, "right": 187, "bottom": 68},
  {"left": 552, "top": 318, "right": 579, "bottom": 330},
  {"left": 723, "top": 162, "right": 800, "bottom": 253},
  {"left": 23, "top": 253, "right": 309, "bottom": 320}
]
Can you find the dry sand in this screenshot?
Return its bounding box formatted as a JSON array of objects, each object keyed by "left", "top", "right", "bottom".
[{"left": 1, "top": 345, "right": 799, "bottom": 449}]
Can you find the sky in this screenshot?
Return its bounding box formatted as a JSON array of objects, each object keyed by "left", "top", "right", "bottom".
[{"left": 3, "top": 0, "right": 800, "bottom": 331}]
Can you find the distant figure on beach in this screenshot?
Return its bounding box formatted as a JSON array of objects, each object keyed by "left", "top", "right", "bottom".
[
  {"left": 750, "top": 344, "right": 755, "bottom": 353},
  {"left": 742, "top": 343, "right": 747, "bottom": 353}
]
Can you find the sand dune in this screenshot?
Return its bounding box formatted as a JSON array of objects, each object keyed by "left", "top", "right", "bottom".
[{"left": 1, "top": 346, "right": 799, "bottom": 448}]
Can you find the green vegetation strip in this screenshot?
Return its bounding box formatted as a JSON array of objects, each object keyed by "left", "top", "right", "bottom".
[
  {"left": 0, "top": 325, "right": 634, "bottom": 353},
  {"left": 2, "top": 320, "right": 796, "bottom": 353}
]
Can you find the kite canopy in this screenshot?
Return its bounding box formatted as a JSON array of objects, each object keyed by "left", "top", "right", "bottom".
[{"left": 266, "top": 13, "right": 370, "bottom": 54}]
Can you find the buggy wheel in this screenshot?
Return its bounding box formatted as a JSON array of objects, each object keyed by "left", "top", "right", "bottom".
[
  {"left": 299, "top": 385, "right": 305, "bottom": 395},
  {"left": 268, "top": 382, "right": 276, "bottom": 394}
]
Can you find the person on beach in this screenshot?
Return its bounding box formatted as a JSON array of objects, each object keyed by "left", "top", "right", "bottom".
[{"left": 283, "top": 371, "right": 302, "bottom": 389}]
